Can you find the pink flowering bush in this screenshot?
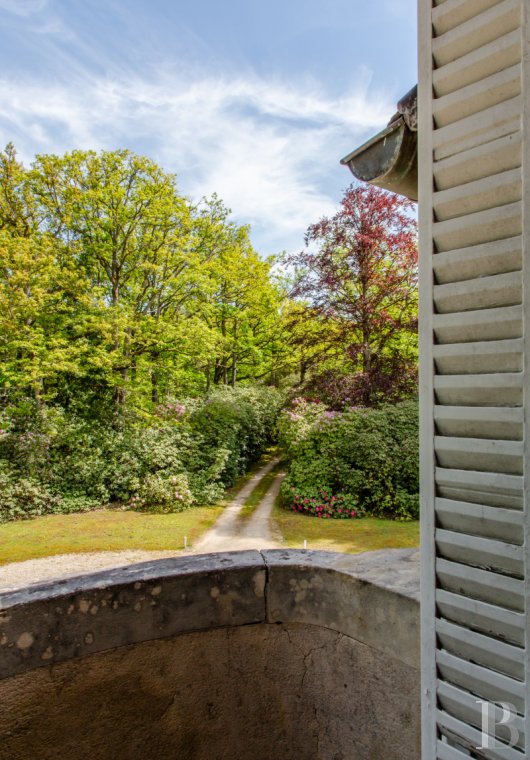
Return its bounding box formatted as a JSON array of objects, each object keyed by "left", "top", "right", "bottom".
[
  {"left": 287, "top": 486, "right": 364, "bottom": 519},
  {"left": 155, "top": 401, "right": 186, "bottom": 419},
  {"left": 280, "top": 399, "right": 419, "bottom": 521},
  {"left": 277, "top": 397, "right": 326, "bottom": 454}
]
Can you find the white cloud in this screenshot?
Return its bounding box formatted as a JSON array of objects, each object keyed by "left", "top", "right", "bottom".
[
  {"left": 0, "top": 0, "right": 46, "bottom": 16},
  {"left": 0, "top": 70, "right": 393, "bottom": 254},
  {"left": 382, "top": 0, "right": 417, "bottom": 19}
]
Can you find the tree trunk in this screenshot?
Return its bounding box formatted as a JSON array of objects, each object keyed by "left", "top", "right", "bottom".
[
  {"left": 151, "top": 370, "right": 159, "bottom": 405},
  {"left": 230, "top": 318, "right": 238, "bottom": 387},
  {"left": 150, "top": 350, "right": 160, "bottom": 405},
  {"left": 116, "top": 330, "right": 131, "bottom": 410},
  {"left": 300, "top": 359, "right": 307, "bottom": 384},
  {"left": 114, "top": 385, "right": 125, "bottom": 409},
  {"left": 362, "top": 345, "right": 371, "bottom": 373},
  {"left": 230, "top": 353, "right": 237, "bottom": 387},
  {"left": 214, "top": 360, "right": 224, "bottom": 385}
]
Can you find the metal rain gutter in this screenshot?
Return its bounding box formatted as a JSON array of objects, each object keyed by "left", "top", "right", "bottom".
[{"left": 340, "top": 85, "right": 418, "bottom": 201}]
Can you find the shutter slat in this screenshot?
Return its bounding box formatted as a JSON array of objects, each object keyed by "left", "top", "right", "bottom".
[
  {"left": 434, "top": 305, "right": 522, "bottom": 344},
  {"left": 434, "top": 436, "right": 523, "bottom": 475},
  {"left": 434, "top": 66, "right": 521, "bottom": 129},
  {"left": 434, "top": 373, "right": 523, "bottom": 407},
  {"left": 433, "top": 29, "right": 521, "bottom": 97},
  {"left": 436, "top": 498, "right": 523, "bottom": 542},
  {"left": 437, "top": 681, "right": 525, "bottom": 750},
  {"left": 432, "top": 235, "right": 521, "bottom": 283},
  {"left": 433, "top": 340, "right": 523, "bottom": 375},
  {"left": 432, "top": 0, "right": 503, "bottom": 37},
  {"left": 436, "top": 558, "right": 524, "bottom": 611},
  {"left": 436, "top": 741, "right": 472, "bottom": 760},
  {"left": 436, "top": 621, "right": 524, "bottom": 680},
  {"left": 434, "top": 272, "right": 521, "bottom": 314},
  {"left": 434, "top": 405, "right": 523, "bottom": 440},
  {"left": 436, "top": 589, "right": 525, "bottom": 646},
  {"left": 433, "top": 202, "right": 521, "bottom": 252},
  {"left": 438, "top": 711, "right": 524, "bottom": 759},
  {"left": 436, "top": 528, "right": 523, "bottom": 577},
  {"left": 437, "top": 650, "right": 525, "bottom": 713},
  {"left": 432, "top": 0, "right": 520, "bottom": 66},
  {"left": 433, "top": 96, "right": 520, "bottom": 161},
  {"left": 435, "top": 467, "right": 523, "bottom": 508}
]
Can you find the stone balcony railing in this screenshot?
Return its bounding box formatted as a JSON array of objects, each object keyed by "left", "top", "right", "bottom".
[{"left": 0, "top": 548, "right": 420, "bottom": 760}]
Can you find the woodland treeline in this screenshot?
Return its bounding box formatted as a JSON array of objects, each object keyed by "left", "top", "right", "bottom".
[
  {"left": 0, "top": 144, "right": 419, "bottom": 521},
  {"left": 0, "top": 144, "right": 418, "bottom": 412},
  {"left": 0, "top": 144, "right": 291, "bottom": 411}
]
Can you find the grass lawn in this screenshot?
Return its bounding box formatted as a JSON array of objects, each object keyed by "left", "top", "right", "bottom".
[
  {"left": 0, "top": 449, "right": 279, "bottom": 566},
  {"left": 0, "top": 505, "right": 224, "bottom": 565},
  {"left": 272, "top": 502, "right": 419, "bottom": 554}
]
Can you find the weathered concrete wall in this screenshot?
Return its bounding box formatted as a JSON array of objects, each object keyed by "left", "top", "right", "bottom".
[{"left": 0, "top": 549, "right": 420, "bottom": 760}]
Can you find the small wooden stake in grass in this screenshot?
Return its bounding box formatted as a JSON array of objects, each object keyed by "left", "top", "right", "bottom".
[
  {"left": 184, "top": 536, "right": 188, "bottom": 550},
  {"left": 303, "top": 540, "right": 307, "bottom": 550}
]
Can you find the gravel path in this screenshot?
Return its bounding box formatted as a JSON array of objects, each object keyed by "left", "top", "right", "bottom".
[
  {"left": 0, "top": 550, "right": 182, "bottom": 593},
  {"left": 193, "top": 464, "right": 284, "bottom": 553},
  {"left": 0, "top": 458, "right": 285, "bottom": 593}
]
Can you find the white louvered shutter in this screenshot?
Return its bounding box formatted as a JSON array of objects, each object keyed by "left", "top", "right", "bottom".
[{"left": 419, "top": 1, "right": 528, "bottom": 757}]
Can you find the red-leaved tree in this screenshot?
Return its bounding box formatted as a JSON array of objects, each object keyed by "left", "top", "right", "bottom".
[{"left": 288, "top": 183, "right": 418, "bottom": 406}]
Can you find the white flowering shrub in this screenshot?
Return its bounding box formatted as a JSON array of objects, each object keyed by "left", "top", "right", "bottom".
[{"left": 129, "top": 472, "right": 194, "bottom": 513}]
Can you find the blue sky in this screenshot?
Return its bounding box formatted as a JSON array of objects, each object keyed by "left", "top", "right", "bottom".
[{"left": 0, "top": 0, "right": 417, "bottom": 255}]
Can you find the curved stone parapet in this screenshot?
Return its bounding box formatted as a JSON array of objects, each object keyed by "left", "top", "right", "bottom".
[{"left": 0, "top": 548, "right": 420, "bottom": 760}]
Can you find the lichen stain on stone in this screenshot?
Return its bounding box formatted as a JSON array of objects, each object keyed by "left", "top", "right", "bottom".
[
  {"left": 0, "top": 613, "right": 11, "bottom": 625},
  {"left": 0, "top": 633, "right": 8, "bottom": 646},
  {"left": 41, "top": 646, "right": 53, "bottom": 661},
  {"left": 288, "top": 575, "right": 323, "bottom": 603},
  {"left": 288, "top": 578, "right": 308, "bottom": 602},
  {"left": 134, "top": 602, "right": 142, "bottom": 612},
  {"left": 210, "top": 587, "right": 220, "bottom": 599},
  {"left": 78, "top": 600, "right": 90, "bottom": 614},
  {"left": 16, "top": 632, "right": 34, "bottom": 650},
  {"left": 90, "top": 605, "right": 99, "bottom": 615},
  {"left": 112, "top": 601, "right": 119, "bottom": 609},
  {"left": 84, "top": 632, "right": 94, "bottom": 645},
  {"left": 151, "top": 586, "right": 162, "bottom": 597},
  {"left": 134, "top": 582, "right": 142, "bottom": 590},
  {"left": 67, "top": 604, "right": 75, "bottom": 615},
  {"left": 215, "top": 591, "right": 240, "bottom": 618},
  {"left": 252, "top": 571, "right": 265, "bottom": 598}
]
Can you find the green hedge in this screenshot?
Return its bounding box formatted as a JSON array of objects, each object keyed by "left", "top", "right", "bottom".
[
  {"left": 278, "top": 398, "right": 418, "bottom": 520},
  {"left": 0, "top": 385, "right": 284, "bottom": 522}
]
